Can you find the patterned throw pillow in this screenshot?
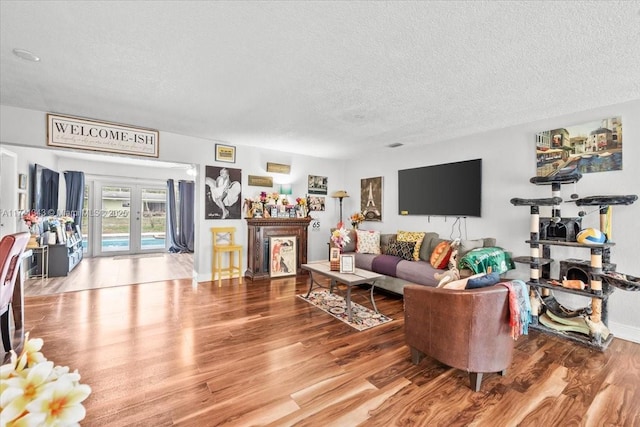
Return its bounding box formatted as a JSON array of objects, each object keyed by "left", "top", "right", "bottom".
[
  {"left": 356, "top": 230, "right": 381, "bottom": 254},
  {"left": 386, "top": 241, "right": 416, "bottom": 261},
  {"left": 430, "top": 240, "right": 453, "bottom": 269},
  {"left": 397, "top": 230, "right": 426, "bottom": 261}
]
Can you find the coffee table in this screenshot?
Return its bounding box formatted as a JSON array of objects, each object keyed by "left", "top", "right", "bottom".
[{"left": 301, "top": 261, "right": 383, "bottom": 322}]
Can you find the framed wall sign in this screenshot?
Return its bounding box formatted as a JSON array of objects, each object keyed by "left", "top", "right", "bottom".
[
  {"left": 47, "top": 113, "right": 159, "bottom": 158},
  {"left": 248, "top": 175, "right": 273, "bottom": 187},
  {"left": 266, "top": 162, "right": 291, "bottom": 174},
  {"left": 339, "top": 254, "right": 355, "bottom": 274},
  {"left": 269, "top": 236, "right": 297, "bottom": 277},
  {"left": 215, "top": 144, "right": 236, "bottom": 163}
]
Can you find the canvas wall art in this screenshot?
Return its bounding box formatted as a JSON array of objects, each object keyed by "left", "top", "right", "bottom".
[
  {"left": 205, "top": 166, "right": 242, "bottom": 219},
  {"left": 360, "top": 176, "right": 382, "bottom": 221},
  {"left": 270, "top": 236, "right": 297, "bottom": 277},
  {"left": 535, "top": 117, "right": 622, "bottom": 177}
]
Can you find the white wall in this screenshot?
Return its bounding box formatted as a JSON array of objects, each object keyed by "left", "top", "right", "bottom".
[
  {"left": 343, "top": 99, "right": 640, "bottom": 342},
  {"left": 0, "top": 106, "right": 345, "bottom": 285},
  {"left": 2, "top": 101, "right": 638, "bottom": 342}
]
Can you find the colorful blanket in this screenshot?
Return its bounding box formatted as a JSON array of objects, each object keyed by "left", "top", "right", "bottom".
[
  {"left": 499, "top": 280, "right": 531, "bottom": 340},
  {"left": 458, "top": 247, "right": 515, "bottom": 275}
]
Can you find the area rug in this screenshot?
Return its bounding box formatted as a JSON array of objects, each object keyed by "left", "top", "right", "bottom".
[{"left": 298, "top": 290, "right": 392, "bottom": 331}]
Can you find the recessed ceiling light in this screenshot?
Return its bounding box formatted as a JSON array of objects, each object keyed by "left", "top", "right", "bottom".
[{"left": 12, "top": 48, "right": 40, "bottom": 62}]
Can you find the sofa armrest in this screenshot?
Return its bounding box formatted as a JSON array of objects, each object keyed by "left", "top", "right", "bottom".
[{"left": 404, "top": 284, "right": 514, "bottom": 374}]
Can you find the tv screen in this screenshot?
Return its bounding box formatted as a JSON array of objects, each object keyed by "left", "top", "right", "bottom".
[{"left": 398, "top": 159, "right": 482, "bottom": 217}]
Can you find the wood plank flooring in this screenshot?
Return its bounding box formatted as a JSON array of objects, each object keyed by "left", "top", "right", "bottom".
[
  {"left": 24, "top": 252, "right": 193, "bottom": 296},
  {"left": 12, "top": 274, "right": 640, "bottom": 426}
]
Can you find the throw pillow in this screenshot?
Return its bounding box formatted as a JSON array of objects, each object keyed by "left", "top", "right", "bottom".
[
  {"left": 465, "top": 272, "right": 501, "bottom": 289},
  {"left": 430, "top": 240, "right": 453, "bottom": 269},
  {"left": 458, "top": 238, "right": 484, "bottom": 258},
  {"left": 397, "top": 230, "right": 426, "bottom": 261},
  {"left": 386, "top": 241, "right": 416, "bottom": 261},
  {"left": 356, "top": 230, "right": 381, "bottom": 254},
  {"left": 441, "top": 273, "right": 484, "bottom": 289}
]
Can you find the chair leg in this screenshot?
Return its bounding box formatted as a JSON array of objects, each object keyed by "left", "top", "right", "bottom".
[
  {"left": 410, "top": 347, "right": 424, "bottom": 365},
  {"left": 238, "top": 250, "right": 243, "bottom": 284},
  {"left": 469, "top": 372, "right": 483, "bottom": 392},
  {"left": 217, "top": 252, "right": 222, "bottom": 287},
  {"left": 1, "top": 311, "right": 11, "bottom": 352},
  {"left": 211, "top": 250, "right": 216, "bottom": 283}
]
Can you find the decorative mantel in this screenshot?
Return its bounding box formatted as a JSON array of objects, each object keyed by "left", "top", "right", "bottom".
[{"left": 245, "top": 217, "right": 311, "bottom": 280}]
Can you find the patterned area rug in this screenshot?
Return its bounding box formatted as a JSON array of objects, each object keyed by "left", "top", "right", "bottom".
[{"left": 298, "top": 290, "right": 392, "bottom": 331}]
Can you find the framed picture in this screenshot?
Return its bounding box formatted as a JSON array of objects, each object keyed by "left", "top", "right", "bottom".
[
  {"left": 18, "top": 193, "right": 26, "bottom": 210},
  {"left": 308, "top": 195, "right": 325, "bottom": 211},
  {"left": 248, "top": 175, "right": 273, "bottom": 187},
  {"left": 18, "top": 173, "right": 27, "bottom": 189},
  {"left": 205, "top": 166, "right": 242, "bottom": 219},
  {"left": 535, "top": 117, "right": 622, "bottom": 177},
  {"left": 266, "top": 162, "right": 291, "bottom": 174},
  {"left": 215, "top": 144, "right": 236, "bottom": 163},
  {"left": 330, "top": 247, "right": 340, "bottom": 262},
  {"left": 269, "top": 236, "right": 297, "bottom": 277},
  {"left": 308, "top": 175, "right": 328, "bottom": 195},
  {"left": 47, "top": 113, "right": 159, "bottom": 158},
  {"left": 360, "top": 176, "right": 383, "bottom": 221},
  {"left": 340, "top": 254, "right": 355, "bottom": 274}
]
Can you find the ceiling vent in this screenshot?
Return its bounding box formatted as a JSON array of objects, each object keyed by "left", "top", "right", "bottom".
[{"left": 387, "top": 143, "right": 404, "bottom": 148}]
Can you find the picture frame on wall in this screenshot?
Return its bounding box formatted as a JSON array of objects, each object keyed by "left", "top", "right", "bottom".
[
  {"left": 18, "top": 173, "right": 27, "bottom": 189},
  {"left": 269, "top": 236, "right": 297, "bottom": 278},
  {"left": 215, "top": 144, "right": 236, "bottom": 163},
  {"left": 307, "top": 175, "right": 328, "bottom": 194},
  {"left": 360, "top": 176, "right": 383, "bottom": 221},
  {"left": 18, "top": 193, "right": 26, "bottom": 210},
  {"left": 308, "top": 196, "right": 325, "bottom": 211},
  {"left": 205, "top": 165, "right": 242, "bottom": 219}
]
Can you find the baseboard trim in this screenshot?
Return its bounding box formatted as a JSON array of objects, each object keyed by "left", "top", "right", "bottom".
[{"left": 610, "top": 321, "right": 640, "bottom": 344}]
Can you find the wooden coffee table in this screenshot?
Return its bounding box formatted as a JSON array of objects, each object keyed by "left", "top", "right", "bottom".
[{"left": 301, "top": 261, "right": 383, "bottom": 322}]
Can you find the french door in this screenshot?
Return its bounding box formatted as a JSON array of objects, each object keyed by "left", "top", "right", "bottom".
[{"left": 93, "top": 182, "right": 167, "bottom": 256}]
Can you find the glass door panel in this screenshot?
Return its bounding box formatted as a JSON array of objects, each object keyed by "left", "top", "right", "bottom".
[
  {"left": 100, "top": 185, "right": 131, "bottom": 253},
  {"left": 140, "top": 187, "right": 167, "bottom": 251}
]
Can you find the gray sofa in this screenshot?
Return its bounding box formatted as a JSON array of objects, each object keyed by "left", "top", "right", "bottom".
[{"left": 336, "top": 230, "right": 497, "bottom": 295}]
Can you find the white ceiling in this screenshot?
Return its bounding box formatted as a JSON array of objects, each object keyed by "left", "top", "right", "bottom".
[{"left": 1, "top": 1, "right": 639, "bottom": 161}]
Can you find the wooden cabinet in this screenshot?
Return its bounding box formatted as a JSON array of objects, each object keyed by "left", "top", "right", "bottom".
[
  {"left": 48, "top": 227, "right": 84, "bottom": 277},
  {"left": 245, "top": 218, "right": 311, "bottom": 280}
]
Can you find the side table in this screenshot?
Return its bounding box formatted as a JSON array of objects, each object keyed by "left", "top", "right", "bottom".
[{"left": 29, "top": 245, "right": 49, "bottom": 283}]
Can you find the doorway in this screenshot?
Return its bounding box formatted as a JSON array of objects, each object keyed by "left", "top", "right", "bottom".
[{"left": 92, "top": 181, "right": 167, "bottom": 256}]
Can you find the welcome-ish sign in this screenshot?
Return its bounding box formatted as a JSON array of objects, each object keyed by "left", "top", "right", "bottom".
[{"left": 47, "top": 113, "right": 159, "bottom": 158}]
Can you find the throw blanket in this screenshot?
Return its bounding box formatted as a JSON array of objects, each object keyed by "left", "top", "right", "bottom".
[
  {"left": 459, "top": 247, "right": 515, "bottom": 275},
  {"left": 371, "top": 255, "right": 402, "bottom": 277},
  {"left": 499, "top": 280, "right": 532, "bottom": 340}
]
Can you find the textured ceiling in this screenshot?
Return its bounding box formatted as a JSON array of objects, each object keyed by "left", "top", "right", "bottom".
[{"left": 1, "top": 1, "right": 639, "bottom": 160}]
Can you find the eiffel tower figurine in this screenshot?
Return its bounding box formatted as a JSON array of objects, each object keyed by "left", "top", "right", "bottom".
[{"left": 363, "top": 182, "right": 380, "bottom": 219}]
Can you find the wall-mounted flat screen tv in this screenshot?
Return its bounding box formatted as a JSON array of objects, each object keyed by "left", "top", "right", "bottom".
[{"left": 398, "top": 158, "right": 482, "bottom": 217}]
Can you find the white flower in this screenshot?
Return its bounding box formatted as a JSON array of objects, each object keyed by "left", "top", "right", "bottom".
[
  {"left": 1, "top": 361, "right": 54, "bottom": 425},
  {"left": 25, "top": 378, "right": 91, "bottom": 426}
]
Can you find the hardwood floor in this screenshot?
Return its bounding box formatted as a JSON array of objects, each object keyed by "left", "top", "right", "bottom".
[
  {"left": 13, "top": 274, "right": 640, "bottom": 426},
  {"left": 24, "top": 252, "right": 194, "bottom": 296}
]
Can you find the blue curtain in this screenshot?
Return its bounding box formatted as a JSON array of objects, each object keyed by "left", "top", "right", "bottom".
[
  {"left": 167, "top": 179, "right": 195, "bottom": 253},
  {"left": 64, "top": 171, "right": 85, "bottom": 228}
]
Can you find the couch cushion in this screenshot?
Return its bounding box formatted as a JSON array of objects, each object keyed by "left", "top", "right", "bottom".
[
  {"left": 380, "top": 234, "right": 396, "bottom": 255},
  {"left": 466, "top": 272, "right": 501, "bottom": 289},
  {"left": 395, "top": 260, "right": 442, "bottom": 287},
  {"left": 386, "top": 241, "right": 416, "bottom": 261},
  {"left": 371, "top": 254, "right": 402, "bottom": 277},
  {"left": 354, "top": 253, "right": 377, "bottom": 271},
  {"left": 356, "top": 230, "right": 381, "bottom": 254},
  {"left": 459, "top": 238, "right": 485, "bottom": 258},
  {"left": 418, "top": 232, "right": 439, "bottom": 261},
  {"left": 430, "top": 240, "right": 453, "bottom": 269},
  {"left": 397, "top": 230, "right": 426, "bottom": 261}
]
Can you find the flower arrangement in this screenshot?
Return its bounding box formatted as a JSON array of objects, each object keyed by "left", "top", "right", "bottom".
[
  {"left": 331, "top": 227, "right": 351, "bottom": 249},
  {"left": 59, "top": 216, "right": 75, "bottom": 224},
  {"left": 259, "top": 191, "right": 268, "bottom": 204},
  {"left": 350, "top": 212, "right": 365, "bottom": 228},
  {"left": 22, "top": 211, "right": 39, "bottom": 228},
  {"left": 0, "top": 333, "right": 92, "bottom": 426},
  {"left": 268, "top": 192, "right": 280, "bottom": 205}
]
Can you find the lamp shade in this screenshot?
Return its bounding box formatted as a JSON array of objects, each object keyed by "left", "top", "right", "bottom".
[
  {"left": 279, "top": 184, "right": 293, "bottom": 195},
  {"left": 331, "top": 190, "right": 349, "bottom": 199}
]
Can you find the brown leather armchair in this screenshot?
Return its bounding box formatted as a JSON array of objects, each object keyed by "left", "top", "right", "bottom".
[{"left": 404, "top": 284, "right": 514, "bottom": 391}]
